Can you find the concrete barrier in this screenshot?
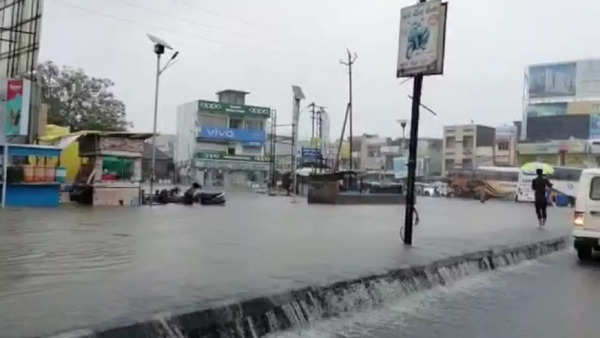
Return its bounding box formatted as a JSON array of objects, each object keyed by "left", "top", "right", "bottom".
[{"left": 52, "top": 237, "right": 567, "bottom": 338}]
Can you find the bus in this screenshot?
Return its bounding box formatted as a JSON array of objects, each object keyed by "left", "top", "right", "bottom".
[
  {"left": 448, "top": 166, "right": 520, "bottom": 199},
  {"left": 516, "top": 165, "right": 582, "bottom": 202}
]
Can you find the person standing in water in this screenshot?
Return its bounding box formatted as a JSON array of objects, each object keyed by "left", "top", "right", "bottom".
[{"left": 531, "top": 168, "right": 553, "bottom": 226}]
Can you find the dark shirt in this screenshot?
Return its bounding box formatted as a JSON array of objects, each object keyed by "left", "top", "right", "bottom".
[
  {"left": 183, "top": 187, "right": 196, "bottom": 205},
  {"left": 531, "top": 176, "right": 552, "bottom": 202}
]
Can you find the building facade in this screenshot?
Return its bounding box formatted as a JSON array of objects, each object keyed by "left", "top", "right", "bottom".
[
  {"left": 519, "top": 59, "right": 600, "bottom": 167},
  {"left": 443, "top": 124, "right": 495, "bottom": 175},
  {"left": 494, "top": 124, "right": 518, "bottom": 166},
  {"left": 175, "top": 90, "right": 270, "bottom": 188}
]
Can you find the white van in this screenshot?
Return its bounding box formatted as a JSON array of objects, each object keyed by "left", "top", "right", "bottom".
[{"left": 573, "top": 168, "right": 600, "bottom": 260}]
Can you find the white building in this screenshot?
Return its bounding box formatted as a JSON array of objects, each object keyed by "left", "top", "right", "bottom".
[
  {"left": 443, "top": 124, "right": 495, "bottom": 175},
  {"left": 175, "top": 89, "right": 271, "bottom": 188}
]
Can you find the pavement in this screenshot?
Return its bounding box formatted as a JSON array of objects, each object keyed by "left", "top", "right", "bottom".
[
  {"left": 271, "top": 250, "right": 600, "bottom": 338},
  {"left": 0, "top": 194, "right": 572, "bottom": 338}
]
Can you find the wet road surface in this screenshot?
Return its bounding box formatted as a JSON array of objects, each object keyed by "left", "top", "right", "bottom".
[
  {"left": 0, "top": 195, "right": 571, "bottom": 337},
  {"left": 271, "top": 250, "right": 599, "bottom": 338}
]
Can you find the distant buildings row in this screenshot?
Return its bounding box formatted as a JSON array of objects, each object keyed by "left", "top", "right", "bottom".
[
  {"left": 443, "top": 59, "right": 600, "bottom": 174},
  {"left": 163, "top": 58, "right": 600, "bottom": 188}
]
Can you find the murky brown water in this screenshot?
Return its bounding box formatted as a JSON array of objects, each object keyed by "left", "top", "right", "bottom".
[{"left": 0, "top": 194, "right": 570, "bottom": 337}]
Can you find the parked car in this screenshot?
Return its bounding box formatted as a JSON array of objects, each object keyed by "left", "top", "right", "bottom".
[{"left": 573, "top": 168, "right": 600, "bottom": 260}]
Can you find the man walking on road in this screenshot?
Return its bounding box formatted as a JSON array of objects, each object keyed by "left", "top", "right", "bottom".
[{"left": 532, "top": 168, "right": 553, "bottom": 226}]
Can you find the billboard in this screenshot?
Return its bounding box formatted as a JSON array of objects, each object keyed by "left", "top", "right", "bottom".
[
  {"left": 0, "top": 0, "right": 43, "bottom": 78},
  {"left": 396, "top": 1, "right": 447, "bottom": 77},
  {"left": 1, "top": 78, "right": 30, "bottom": 136},
  {"left": 197, "top": 126, "right": 265, "bottom": 144},
  {"left": 197, "top": 100, "right": 270, "bottom": 117},
  {"left": 528, "top": 62, "right": 576, "bottom": 98},
  {"left": 301, "top": 147, "right": 322, "bottom": 165}
]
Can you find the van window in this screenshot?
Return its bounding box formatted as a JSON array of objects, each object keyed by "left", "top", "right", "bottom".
[{"left": 590, "top": 177, "right": 600, "bottom": 200}]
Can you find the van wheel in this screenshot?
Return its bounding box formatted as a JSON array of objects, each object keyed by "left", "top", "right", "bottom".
[{"left": 577, "top": 245, "right": 592, "bottom": 261}]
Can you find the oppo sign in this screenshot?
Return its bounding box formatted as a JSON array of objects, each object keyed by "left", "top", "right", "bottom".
[{"left": 197, "top": 99, "right": 270, "bottom": 116}]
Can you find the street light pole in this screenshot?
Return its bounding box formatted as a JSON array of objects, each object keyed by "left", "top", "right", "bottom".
[
  {"left": 147, "top": 34, "right": 177, "bottom": 205},
  {"left": 150, "top": 49, "right": 162, "bottom": 203}
]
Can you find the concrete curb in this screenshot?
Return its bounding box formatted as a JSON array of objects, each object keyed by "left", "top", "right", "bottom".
[{"left": 51, "top": 236, "right": 568, "bottom": 338}]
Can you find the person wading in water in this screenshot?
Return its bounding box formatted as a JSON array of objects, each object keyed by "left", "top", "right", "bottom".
[{"left": 531, "top": 168, "right": 553, "bottom": 226}]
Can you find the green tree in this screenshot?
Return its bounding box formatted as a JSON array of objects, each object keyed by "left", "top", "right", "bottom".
[{"left": 37, "top": 61, "right": 131, "bottom": 131}]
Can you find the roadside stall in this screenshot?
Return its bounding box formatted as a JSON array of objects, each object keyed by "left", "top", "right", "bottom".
[{"left": 1, "top": 143, "right": 62, "bottom": 207}]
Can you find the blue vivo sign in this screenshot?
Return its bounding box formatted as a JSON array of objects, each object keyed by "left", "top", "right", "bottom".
[{"left": 198, "top": 126, "right": 265, "bottom": 144}]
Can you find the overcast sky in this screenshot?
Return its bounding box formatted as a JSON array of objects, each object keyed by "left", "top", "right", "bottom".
[{"left": 39, "top": 0, "right": 599, "bottom": 140}]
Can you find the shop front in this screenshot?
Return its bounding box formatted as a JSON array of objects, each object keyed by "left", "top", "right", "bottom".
[
  {"left": 1, "top": 144, "right": 63, "bottom": 207},
  {"left": 194, "top": 154, "right": 269, "bottom": 189}
]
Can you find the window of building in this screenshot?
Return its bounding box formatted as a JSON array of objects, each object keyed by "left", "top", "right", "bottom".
[
  {"left": 199, "top": 114, "right": 227, "bottom": 127},
  {"left": 463, "top": 135, "right": 474, "bottom": 149},
  {"left": 445, "top": 159, "right": 454, "bottom": 170},
  {"left": 445, "top": 136, "right": 455, "bottom": 149},
  {"left": 229, "top": 118, "right": 244, "bottom": 129},
  {"left": 462, "top": 158, "right": 473, "bottom": 169},
  {"left": 228, "top": 147, "right": 235, "bottom": 155},
  {"left": 245, "top": 119, "right": 263, "bottom": 130},
  {"left": 498, "top": 142, "right": 509, "bottom": 151}
]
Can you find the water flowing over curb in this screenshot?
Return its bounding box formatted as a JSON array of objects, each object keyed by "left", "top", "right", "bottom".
[{"left": 52, "top": 237, "right": 567, "bottom": 338}]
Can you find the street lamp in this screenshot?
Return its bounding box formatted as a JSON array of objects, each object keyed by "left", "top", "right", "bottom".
[
  {"left": 397, "top": 119, "right": 408, "bottom": 149},
  {"left": 147, "top": 33, "right": 179, "bottom": 204}
]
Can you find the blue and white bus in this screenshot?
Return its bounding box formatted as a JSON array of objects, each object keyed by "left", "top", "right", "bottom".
[{"left": 516, "top": 165, "right": 582, "bottom": 202}]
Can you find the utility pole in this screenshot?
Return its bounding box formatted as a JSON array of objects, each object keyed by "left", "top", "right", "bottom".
[
  {"left": 308, "top": 102, "right": 316, "bottom": 144},
  {"left": 403, "top": 0, "right": 425, "bottom": 245},
  {"left": 269, "top": 109, "right": 277, "bottom": 191},
  {"left": 340, "top": 49, "right": 357, "bottom": 176}
]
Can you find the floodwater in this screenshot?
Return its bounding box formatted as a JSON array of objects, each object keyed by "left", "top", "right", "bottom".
[
  {"left": 0, "top": 194, "right": 570, "bottom": 337},
  {"left": 270, "top": 250, "right": 600, "bottom": 338}
]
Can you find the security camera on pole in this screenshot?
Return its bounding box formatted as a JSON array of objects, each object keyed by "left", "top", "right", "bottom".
[
  {"left": 147, "top": 33, "right": 179, "bottom": 205},
  {"left": 396, "top": 0, "right": 448, "bottom": 244}
]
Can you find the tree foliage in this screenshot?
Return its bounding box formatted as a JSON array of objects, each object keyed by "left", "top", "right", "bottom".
[{"left": 37, "top": 61, "right": 131, "bottom": 131}]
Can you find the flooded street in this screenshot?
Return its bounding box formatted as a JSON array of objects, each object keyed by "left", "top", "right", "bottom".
[
  {"left": 271, "top": 250, "right": 600, "bottom": 338},
  {"left": 0, "top": 195, "right": 570, "bottom": 337}
]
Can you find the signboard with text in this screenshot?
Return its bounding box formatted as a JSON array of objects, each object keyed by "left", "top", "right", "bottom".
[
  {"left": 397, "top": 0, "right": 447, "bottom": 77},
  {"left": 197, "top": 100, "right": 270, "bottom": 117},
  {"left": 197, "top": 126, "right": 266, "bottom": 144},
  {"left": 301, "top": 147, "right": 322, "bottom": 164},
  {"left": 2, "top": 78, "right": 30, "bottom": 136},
  {"left": 196, "top": 151, "right": 269, "bottom": 162}
]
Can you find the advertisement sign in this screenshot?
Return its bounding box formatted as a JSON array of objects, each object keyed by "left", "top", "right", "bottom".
[
  {"left": 196, "top": 151, "right": 268, "bottom": 162},
  {"left": 528, "top": 62, "right": 576, "bottom": 98},
  {"left": 197, "top": 126, "right": 265, "bottom": 144},
  {"left": 301, "top": 147, "right": 322, "bottom": 164},
  {"left": 590, "top": 114, "right": 600, "bottom": 139},
  {"left": 3, "top": 79, "right": 29, "bottom": 136},
  {"left": 397, "top": 0, "right": 447, "bottom": 77},
  {"left": 197, "top": 100, "right": 270, "bottom": 117}
]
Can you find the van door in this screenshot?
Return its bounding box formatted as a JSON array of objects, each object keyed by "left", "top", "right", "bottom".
[{"left": 585, "top": 176, "right": 600, "bottom": 230}]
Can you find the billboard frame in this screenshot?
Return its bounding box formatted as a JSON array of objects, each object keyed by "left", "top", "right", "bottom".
[
  {"left": 0, "top": 0, "right": 43, "bottom": 78},
  {"left": 396, "top": 1, "right": 447, "bottom": 78}
]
